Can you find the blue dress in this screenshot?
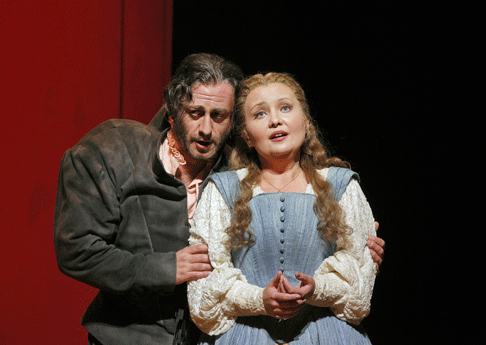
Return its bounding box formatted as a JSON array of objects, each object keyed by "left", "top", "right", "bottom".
[{"left": 198, "top": 168, "right": 373, "bottom": 345}]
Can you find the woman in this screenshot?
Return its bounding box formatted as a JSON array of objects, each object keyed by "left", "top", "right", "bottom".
[{"left": 188, "top": 72, "right": 377, "bottom": 344}]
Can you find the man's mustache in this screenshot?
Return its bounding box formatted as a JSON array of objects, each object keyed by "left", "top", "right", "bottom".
[{"left": 192, "top": 137, "right": 216, "bottom": 145}]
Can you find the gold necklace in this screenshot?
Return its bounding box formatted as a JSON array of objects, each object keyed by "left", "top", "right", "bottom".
[{"left": 260, "top": 169, "right": 302, "bottom": 192}]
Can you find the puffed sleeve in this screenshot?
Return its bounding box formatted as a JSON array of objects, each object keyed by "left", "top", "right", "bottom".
[
  {"left": 187, "top": 181, "right": 266, "bottom": 335},
  {"left": 308, "top": 179, "right": 377, "bottom": 325}
]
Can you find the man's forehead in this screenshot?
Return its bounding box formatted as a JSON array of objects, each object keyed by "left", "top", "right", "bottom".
[{"left": 190, "top": 82, "right": 235, "bottom": 103}]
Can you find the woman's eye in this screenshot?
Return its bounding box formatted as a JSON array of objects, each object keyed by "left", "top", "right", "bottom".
[
  {"left": 254, "top": 111, "right": 266, "bottom": 118},
  {"left": 281, "top": 105, "right": 292, "bottom": 112}
]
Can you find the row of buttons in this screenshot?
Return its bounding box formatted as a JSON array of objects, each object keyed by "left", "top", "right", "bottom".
[
  {"left": 277, "top": 194, "right": 289, "bottom": 341},
  {"left": 278, "top": 195, "right": 285, "bottom": 270}
]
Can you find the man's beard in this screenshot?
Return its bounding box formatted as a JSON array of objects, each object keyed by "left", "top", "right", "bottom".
[{"left": 172, "top": 116, "right": 231, "bottom": 163}]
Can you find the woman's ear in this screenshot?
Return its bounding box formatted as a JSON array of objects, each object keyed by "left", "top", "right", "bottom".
[
  {"left": 242, "top": 130, "right": 253, "bottom": 147},
  {"left": 304, "top": 120, "right": 311, "bottom": 137}
]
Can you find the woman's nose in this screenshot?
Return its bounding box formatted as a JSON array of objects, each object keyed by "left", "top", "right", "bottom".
[{"left": 268, "top": 110, "right": 282, "bottom": 127}]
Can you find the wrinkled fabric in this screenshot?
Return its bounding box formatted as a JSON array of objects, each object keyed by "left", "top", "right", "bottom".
[
  {"left": 54, "top": 114, "right": 228, "bottom": 345},
  {"left": 188, "top": 168, "right": 376, "bottom": 344}
]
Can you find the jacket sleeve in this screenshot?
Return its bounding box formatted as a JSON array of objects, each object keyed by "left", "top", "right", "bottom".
[
  {"left": 187, "top": 181, "right": 265, "bottom": 335},
  {"left": 54, "top": 143, "right": 177, "bottom": 296},
  {"left": 308, "top": 179, "right": 377, "bottom": 325}
]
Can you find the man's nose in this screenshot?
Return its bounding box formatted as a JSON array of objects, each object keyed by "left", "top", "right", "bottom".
[{"left": 198, "top": 115, "right": 213, "bottom": 138}]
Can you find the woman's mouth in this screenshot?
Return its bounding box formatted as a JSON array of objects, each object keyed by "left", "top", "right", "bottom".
[{"left": 270, "top": 131, "right": 288, "bottom": 141}]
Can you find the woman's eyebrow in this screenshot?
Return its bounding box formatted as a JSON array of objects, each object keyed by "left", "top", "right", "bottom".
[{"left": 250, "top": 101, "right": 267, "bottom": 112}]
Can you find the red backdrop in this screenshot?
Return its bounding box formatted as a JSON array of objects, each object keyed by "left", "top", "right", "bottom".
[{"left": 0, "top": 1, "right": 172, "bottom": 343}]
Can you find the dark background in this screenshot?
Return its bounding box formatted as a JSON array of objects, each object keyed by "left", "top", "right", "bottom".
[
  {"left": 173, "top": 2, "right": 473, "bottom": 344},
  {"left": 0, "top": 1, "right": 474, "bottom": 343}
]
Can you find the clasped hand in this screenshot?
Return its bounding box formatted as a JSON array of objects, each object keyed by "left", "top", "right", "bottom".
[{"left": 263, "top": 271, "right": 315, "bottom": 319}]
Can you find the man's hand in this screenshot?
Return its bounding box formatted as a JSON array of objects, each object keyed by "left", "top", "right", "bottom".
[
  {"left": 175, "top": 244, "right": 213, "bottom": 285},
  {"left": 263, "top": 271, "right": 305, "bottom": 319},
  {"left": 367, "top": 221, "right": 385, "bottom": 272}
]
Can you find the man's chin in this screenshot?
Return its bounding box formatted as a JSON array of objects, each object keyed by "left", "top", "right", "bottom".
[
  {"left": 187, "top": 147, "right": 218, "bottom": 163},
  {"left": 184, "top": 140, "right": 227, "bottom": 164}
]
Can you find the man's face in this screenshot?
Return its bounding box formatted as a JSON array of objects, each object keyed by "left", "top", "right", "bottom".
[{"left": 172, "top": 82, "right": 234, "bottom": 164}]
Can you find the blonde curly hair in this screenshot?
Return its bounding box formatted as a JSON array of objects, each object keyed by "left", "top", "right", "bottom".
[{"left": 227, "top": 72, "right": 352, "bottom": 248}]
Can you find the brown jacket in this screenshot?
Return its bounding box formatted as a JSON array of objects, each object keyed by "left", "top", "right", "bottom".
[{"left": 54, "top": 110, "right": 228, "bottom": 344}]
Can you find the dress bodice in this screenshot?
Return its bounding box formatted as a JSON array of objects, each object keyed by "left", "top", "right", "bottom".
[
  {"left": 191, "top": 168, "right": 374, "bottom": 344},
  {"left": 231, "top": 192, "right": 336, "bottom": 288}
]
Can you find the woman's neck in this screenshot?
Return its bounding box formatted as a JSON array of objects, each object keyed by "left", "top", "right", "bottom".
[
  {"left": 259, "top": 151, "right": 301, "bottom": 173},
  {"left": 261, "top": 160, "right": 300, "bottom": 175},
  {"left": 259, "top": 160, "right": 307, "bottom": 193}
]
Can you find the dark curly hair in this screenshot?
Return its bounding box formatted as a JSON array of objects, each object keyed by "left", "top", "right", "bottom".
[{"left": 162, "top": 53, "right": 244, "bottom": 124}]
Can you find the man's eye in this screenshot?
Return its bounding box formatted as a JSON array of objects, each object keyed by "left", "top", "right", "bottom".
[
  {"left": 211, "top": 112, "right": 229, "bottom": 122},
  {"left": 188, "top": 109, "right": 201, "bottom": 117}
]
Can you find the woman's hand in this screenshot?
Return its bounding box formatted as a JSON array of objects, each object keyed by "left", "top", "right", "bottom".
[
  {"left": 278, "top": 272, "right": 316, "bottom": 301},
  {"left": 263, "top": 271, "right": 305, "bottom": 319}
]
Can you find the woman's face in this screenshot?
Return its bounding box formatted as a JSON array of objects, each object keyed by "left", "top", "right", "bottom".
[{"left": 243, "top": 83, "right": 307, "bottom": 165}]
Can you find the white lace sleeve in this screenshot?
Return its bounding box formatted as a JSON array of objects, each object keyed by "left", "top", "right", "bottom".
[
  {"left": 187, "top": 181, "right": 265, "bottom": 335},
  {"left": 308, "top": 179, "right": 377, "bottom": 325}
]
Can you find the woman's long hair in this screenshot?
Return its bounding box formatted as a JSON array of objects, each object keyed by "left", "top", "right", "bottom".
[{"left": 228, "top": 72, "right": 352, "bottom": 248}]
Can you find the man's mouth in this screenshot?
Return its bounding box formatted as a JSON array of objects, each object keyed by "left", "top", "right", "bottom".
[{"left": 194, "top": 139, "right": 214, "bottom": 150}]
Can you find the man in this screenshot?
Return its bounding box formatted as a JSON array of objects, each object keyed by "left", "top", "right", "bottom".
[{"left": 54, "top": 53, "right": 384, "bottom": 345}]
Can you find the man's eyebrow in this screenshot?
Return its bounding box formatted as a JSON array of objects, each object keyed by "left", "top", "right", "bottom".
[
  {"left": 185, "top": 105, "right": 204, "bottom": 110},
  {"left": 211, "top": 108, "right": 231, "bottom": 114},
  {"left": 185, "top": 105, "right": 230, "bottom": 114}
]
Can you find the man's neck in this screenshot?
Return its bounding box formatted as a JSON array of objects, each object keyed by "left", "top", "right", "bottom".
[
  {"left": 168, "top": 130, "right": 215, "bottom": 184},
  {"left": 175, "top": 158, "right": 212, "bottom": 186}
]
